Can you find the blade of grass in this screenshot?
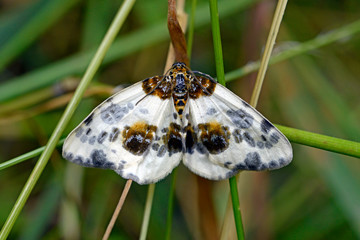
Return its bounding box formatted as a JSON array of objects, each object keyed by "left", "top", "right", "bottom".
[
  {"left": 0, "top": 1, "right": 136, "bottom": 238},
  {"left": 209, "top": 0, "right": 244, "bottom": 239},
  {"left": 276, "top": 125, "right": 360, "bottom": 158},
  {"left": 139, "top": 183, "right": 155, "bottom": 240},
  {"left": 228, "top": 177, "right": 244, "bottom": 240},
  {"left": 102, "top": 180, "right": 133, "bottom": 240},
  {"left": 165, "top": 169, "right": 178, "bottom": 240},
  {"left": 249, "top": 0, "right": 288, "bottom": 107}
]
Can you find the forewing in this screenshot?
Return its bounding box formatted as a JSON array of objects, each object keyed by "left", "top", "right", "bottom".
[
  {"left": 184, "top": 81, "right": 293, "bottom": 180},
  {"left": 62, "top": 78, "right": 183, "bottom": 184}
]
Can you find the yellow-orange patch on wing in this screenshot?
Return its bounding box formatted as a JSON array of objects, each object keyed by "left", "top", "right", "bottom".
[
  {"left": 122, "top": 121, "right": 157, "bottom": 155},
  {"left": 198, "top": 121, "right": 230, "bottom": 154}
]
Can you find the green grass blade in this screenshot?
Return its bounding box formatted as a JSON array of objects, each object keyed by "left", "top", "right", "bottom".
[
  {"left": 165, "top": 169, "right": 177, "bottom": 240},
  {"left": 139, "top": 184, "right": 155, "bottom": 240},
  {"left": 249, "top": 0, "right": 288, "bottom": 107},
  {"left": 276, "top": 125, "right": 360, "bottom": 158},
  {"left": 209, "top": 0, "right": 244, "bottom": 238},
  {"left": 0, "top": 1, "right": 136, "bottom": 238},
  {"left": 229, "top": 177, "right": 245, "bottom": 240}
]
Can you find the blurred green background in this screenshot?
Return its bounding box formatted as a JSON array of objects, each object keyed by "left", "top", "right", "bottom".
[{"left": 0, "top": 0, "right": 359, "bottom": 239}]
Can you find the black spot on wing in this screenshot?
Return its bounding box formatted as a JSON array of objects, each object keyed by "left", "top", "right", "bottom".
[
  {"left": 101, "top": 104, "right": 129, "bottom": 124},
  {"left": 224, "top": 161, "right": 232, "bottom": 168},
  {"left": 167, "top": 135, "right": 182, "bottom": 155},
  {"left": 196, "top": 143, "right": 208, "bottom": 154},
  {"left": 157, "top": 145, "right": 166, "bottom": 157},
  {"left": 73, "top": 156, "right": 84, "bottom": 164},
  {"left": 89, "top": 136, "right": 96, "bottom": 145},
  {"left": 90, "top": 149, "right": 114, "bottom": 169},
  {"left": 63, "top": 152, "right": 74, "bottom": 161},
  {"left": 185, "top": 125, "right": 197, "bottom": 154},
  {"left": 86, "top": 128, "right": 92, "bottom": 135},
  {"left": 75, "top": 127, "right": 84, "bottom": 138},
  {"left": 265, "top": 142, "right": 273, "bottom": 149},
  {"left": 98, "top": 131, "right": 108, "bottom": 144},
  {"left": 226, "top": 109, "right": 253, "bottom": 129},
  {"left": 231, "top": 152, "right": 262, "bottom": 172},
  {"left": 261, "top": 119, "right": 274, "bottom": 134},
  {"left": 257, "top": 141, "right": 264, "bottom": 149},
  {"left": 109, "top": 127, "right": 120, "bottom": 142},
  {"left": 185, "top": 131, "right": 195, "bottom": 154},
  {"left": 243, "top": 132, "right": 255, "bottom": 147},
  {"left": 270, "top": 133, "right": 280, "bottom": 144},
  {"left": 127, "top": 102, "right": 134, "bottom": 109},
  {"left": 206, "top": 108, "right": 217, "bottom": 115},
  {"left": 84, "top": 113, "right": 94, "bottom": 126},
  {"left": 80, "top": 135, "right": 88, "bottom": 143},
  {"left": 232, "top": 129, "right": 242, "bottom": 143},
  {"left": 269, "top": 161, "right": 278, "bottom": 168},
  {"left": 152, "top": 143, "right": 160, "bottom": 151},
  {"left": 244, "top": 152, "right": 261, "bottom": 170}
]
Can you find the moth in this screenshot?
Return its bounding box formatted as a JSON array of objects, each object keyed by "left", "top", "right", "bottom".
[{"left": 62, "top": 62, "right": 293, "bottom": 184}]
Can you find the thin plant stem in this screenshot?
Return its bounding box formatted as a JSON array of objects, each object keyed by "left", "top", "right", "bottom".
[
  {"left": 0, "top": 0, "right": 136, "bottom": 239},
  {"left": 275, "top": 125, "right": 360, "bottom": 158},
  {"left": 165, "top": 168, "right": 178, "bottom": 240},
  {"left": 102, "top": 180, "right": 133, "bottom": 240},
  {"left": 139, "top": 183, "right": 156, "bottom": 240},
  {"left": 209, "top": 0, "right": 244, "bottom": 238},
  {"left": 249, "top": 0, "right": 288, "bottom": 107},
  {"left": 229, "top": 177, "right": 245, "bottom": 240}
]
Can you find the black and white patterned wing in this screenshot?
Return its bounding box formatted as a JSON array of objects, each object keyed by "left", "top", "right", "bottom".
[
  {"left": 62, "top": 77, "right": 183, "bottom": 184},
  {"left": 183, "top": 78, "right": 293, "bottom": 180}
]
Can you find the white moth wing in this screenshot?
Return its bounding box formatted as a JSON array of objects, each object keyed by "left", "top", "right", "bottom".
[
  {"left": 183, "top": 82, "right": 293, "bottom": 180},
  {"left": 62, "top": 79, "right": 182, "bottom": 184}
]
